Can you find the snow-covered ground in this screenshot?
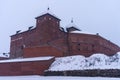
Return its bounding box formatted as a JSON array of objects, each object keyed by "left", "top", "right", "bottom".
[
  {"left": 0, "top": 76, "right": 119, "bottom": 80},
  {"left": 49, "top": 52, "right": 120, "bottom": 71}
]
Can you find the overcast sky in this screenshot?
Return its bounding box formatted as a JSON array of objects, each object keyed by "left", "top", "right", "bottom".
[{"left": 0, "top": 0, "right": 120, "bottom": 53}]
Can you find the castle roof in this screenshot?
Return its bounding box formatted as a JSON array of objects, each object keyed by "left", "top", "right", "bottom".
[
  {"left": 70, "top": 30, "right": 95, "bottom": 35},
  {"left": 35, "top": 8, "right": 61, "bottom": 21},
  {"left": 66, "top": 19, "right": 81, "bottom": 32},
  {"left": 66, "top": 20, "right": 79, "bottom": 29}
]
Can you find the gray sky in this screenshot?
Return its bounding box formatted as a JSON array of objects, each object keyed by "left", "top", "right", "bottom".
[{"left": 0, "top": 0, "right": 120, "bottom": 53}]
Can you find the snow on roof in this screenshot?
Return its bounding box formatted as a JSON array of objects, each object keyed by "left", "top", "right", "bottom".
[
  {"left": 36, "top": 9, "right": 60, "bottom": 20},
  {"left": 66, "top": 20, "right": 96, "bottom": 35},
  {"left": 0, "top": 56, "right": 54, "bottom": 63},
  {"left": 49, "top": 52, "right": 120, "bottom": 71},
  {"left": 116, "top": 51, "right": 120, "bottom": 55},
  {"left": 66, "top": 22, "right": 78, "bottom": 28},
  {"left": 66, "top": 19, "right": 81, "bottom": 31},
  {"left": 70, "top": 31, "right": 95, "bottom": 35}
]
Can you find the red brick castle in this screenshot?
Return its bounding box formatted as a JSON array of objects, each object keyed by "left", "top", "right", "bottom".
[
  {"left": 10, "top": 10, "right": 120, "bottom": 59},
  {"left": 0, "top": 9, "right": 118, "bottom": 76}
]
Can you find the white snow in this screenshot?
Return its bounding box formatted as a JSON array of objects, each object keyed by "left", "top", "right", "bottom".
[
  {"left": 0, "top": 76, "right": 119, "bottom": 80},
  {"left": 70, "top": 31, "right": 95, "bottom": 35},
  {"left": 0, "top": 53, "right": 10, "bottom": 58},
  {"left": 0, "top": 56, "right": 53, "bottom": 63},
  {"left": 66, "top": 22, "right": 79, "bottom": 28},
  {"left": 49, "top": 52, "right": 120, "bottom": 71}
]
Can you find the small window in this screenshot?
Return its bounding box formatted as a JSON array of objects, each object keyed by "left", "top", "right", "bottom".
[
  {"left": 21, "top": 45, "right": 24, "bottom": 49},
  {"left": 21, "top": 45, "right": 25, "bottom": 49},
  {"left": 38, "top": 20, "right": 41, "bottom": 23},
  {"left": 78, "top": 43, "right": 80, "bottom": 45},
  {"left": 44, "top": 17, "right": 46, "bottom": 20},
  {"left": 92, "top": 45, "right": 94, "bottom": 51},
  {"left": 49, "top": 18, "right": 51, "bottom": 20},
  {"left": 78, "top": 48, "right": 80, "bottom": 51}
]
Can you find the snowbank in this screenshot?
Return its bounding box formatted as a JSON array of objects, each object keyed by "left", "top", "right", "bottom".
[{"left": 49, "top": 52, "right": 120, "bottom": 71}]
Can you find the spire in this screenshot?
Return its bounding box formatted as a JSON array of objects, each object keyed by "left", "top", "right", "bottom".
[
  {"left": 47, "top": 7, "right": 50, "bottom": 11},
  {"left": 66, "top": 18, "right": 81, "bottom": 32},
  {"left": 71, "top": 18, "right": 74, "bottom": 23}
]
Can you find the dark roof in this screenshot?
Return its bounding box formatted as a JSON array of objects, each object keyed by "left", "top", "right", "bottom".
[
  {"left": 66, "top": 26, "right": 81, "bottom": 32},
  {"left": 35, "top": 13, "right": 61, "bottom": 21}
]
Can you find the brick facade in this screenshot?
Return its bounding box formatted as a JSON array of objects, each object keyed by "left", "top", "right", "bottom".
[
  {"left": 0, "top": 57, "right": 54, "bottom": 76},
  {"left": 68, "top": 33, "right": 120, "bottom": 57},
  {"left": 23, "top": 46, "right": 64, "bottom": 58}
]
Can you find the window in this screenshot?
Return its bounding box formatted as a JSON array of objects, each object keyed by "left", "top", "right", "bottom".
[
  {"left": 37, "top": 20, "right": 41, "bottom": 23},
  {"left": 78, "top": 48, "right": 80, "bottom": 51},
  {"left": 44, "top": 17, "right": 46, "bottom": 20},
  {"left": 92, "top": 45, "right": 94, "bottom": 51},
  {"left": 77, "top": 43, "right": 81, "bottom": 51},
  {"left": 49, "top": 18, "right": 51, "bottom": 20}
]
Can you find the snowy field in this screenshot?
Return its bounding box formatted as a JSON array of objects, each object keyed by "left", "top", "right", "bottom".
[{"left": 0, "top": 76, "right": 120, "bottom": 80}]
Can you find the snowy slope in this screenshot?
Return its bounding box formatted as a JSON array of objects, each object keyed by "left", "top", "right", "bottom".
[{"left": 49, "top": 52, "right": 120, "bottom": 71}]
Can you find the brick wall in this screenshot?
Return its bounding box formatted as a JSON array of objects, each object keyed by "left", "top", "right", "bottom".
[
  {"left": 23, "top": 46, "right": 64, "bottom": 58},
  {"left": 68, "top": 33, "right": 120, "bottom": 57},
  {"left": 0, "top": 58, "right": 54, "bottom": 76}
]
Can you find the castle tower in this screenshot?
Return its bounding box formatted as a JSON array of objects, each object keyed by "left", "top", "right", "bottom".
[
  {"left": 10, "top": 9, "right": 66, "bottom": 58},
  {"left": 35, "top": 9, "right": 62, "bottom": 44}
]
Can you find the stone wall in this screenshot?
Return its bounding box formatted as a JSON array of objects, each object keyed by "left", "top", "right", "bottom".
[{"left": 45, "top": 69, "right": 120, "bottom": 77}]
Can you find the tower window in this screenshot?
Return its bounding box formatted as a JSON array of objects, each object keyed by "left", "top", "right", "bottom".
[
  {"left": 78, "top": 48, "right": 80, "bottom": 51},
  {"left": 92, "top": 45, "right": 94, "bottom": 52},
  {"left": 44, "top": 17, "right": 46, "bottom": 20},
  {"left": 38, "top": 20, "right": 41, "bottom": 23},
  {"left": 49, "top": 18, "right": 51, "bottom": 20}
]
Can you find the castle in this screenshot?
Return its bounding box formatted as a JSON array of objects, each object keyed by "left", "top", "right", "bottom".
[
  {"left": 0, "top": 9, "right": 120, "bottom": 76},
  {"left": 10, "top": 10, "right": 120, "bottom": 59}
]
